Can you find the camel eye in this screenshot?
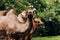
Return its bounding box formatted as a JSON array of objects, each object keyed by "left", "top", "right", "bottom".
[
  {"left": 29, "top": 12, "right": 32, "bottom": 13},
  {"left": 34, "top": 20, "right": 37, "bottom": 23},
  {"left": 33, "top": 11, "right": 35, "bottom": 13},
  {"left": 37, "top": 21, "right": 39, "bottom": 23},
  {"left": 34, "top": 20, "right": 39, "bottom": 23},
  {"left": 26, "top": 11, "right": 28, "bottom": 13},
  {"left": 34, "top": 20, "right": 36, "bottom": 22}
]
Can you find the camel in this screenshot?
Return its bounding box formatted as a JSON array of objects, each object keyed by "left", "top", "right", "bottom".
[
  {"left": 0, "top": 10, "right": 6, "bottom": 38},
  {"left": 0, "top": 8, "right": 35, "bottom": 40},
  {"left": 0, "top": 9, "right": 17, "bottom": 39},
  {"left": 11, "top": 8, "right": 35, "bottom": 40}
]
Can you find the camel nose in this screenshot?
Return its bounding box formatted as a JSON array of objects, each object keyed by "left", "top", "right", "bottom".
[
  {"left": 28, "top": 12, "right": 33, "bottom": 16},
  {"left": 29, "top": 12, "right": 32, "bottom": 15}
]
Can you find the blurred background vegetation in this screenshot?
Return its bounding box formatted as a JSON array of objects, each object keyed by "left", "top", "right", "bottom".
[{"left": 0, "top": 0, "right": 60, "bottom": 37}]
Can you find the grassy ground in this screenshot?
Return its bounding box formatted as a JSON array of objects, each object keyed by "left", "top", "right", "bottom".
[
  {"left": 0, "top": 36, "right": 60, "bottom": 40},
  {"left": 32, "top": 36, "right": 60, "bottom": 40}
]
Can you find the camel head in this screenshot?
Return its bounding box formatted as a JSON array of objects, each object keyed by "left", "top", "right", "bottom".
[
  {"left": 26, "top": 8, "right": 36, "bottom": 21},
  {"left": 17, "top": 8, "right": 36, "bottom": 23},
  {"left": 34, "top": 18, "right": 44, "bottom": 26}
]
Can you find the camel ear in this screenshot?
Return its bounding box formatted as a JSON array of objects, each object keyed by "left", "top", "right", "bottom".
[{"left": 26, "top": 11, "right": 28, "bottom": 13}]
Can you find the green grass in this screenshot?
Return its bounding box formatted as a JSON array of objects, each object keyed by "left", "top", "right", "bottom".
[
  {"left": 0, "top": 36, "right": 60, "bottom": 40},
  {"left": 32, "top": 36, "right": 60, "bottom": 40}
]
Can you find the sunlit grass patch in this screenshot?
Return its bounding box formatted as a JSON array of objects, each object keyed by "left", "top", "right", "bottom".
[{"left": 32, "top": 36, "right": 60, "bottom": 40}]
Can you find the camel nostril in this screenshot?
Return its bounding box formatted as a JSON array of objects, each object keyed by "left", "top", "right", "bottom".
[
  {"left": 29, "top": 12, "right": 32, "bottom": 13},
  {"left": 29, "top": 13, "right": 32, "bottom": 15}
]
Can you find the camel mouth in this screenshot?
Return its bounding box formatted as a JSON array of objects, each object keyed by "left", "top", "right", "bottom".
[{"left": 28, "top": 14, "right": 33, "bottom": 19}]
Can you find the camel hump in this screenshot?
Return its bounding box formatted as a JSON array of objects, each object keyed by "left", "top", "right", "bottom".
[{"left": 6, "top": 9, "right": 15, "bottom": 16}]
